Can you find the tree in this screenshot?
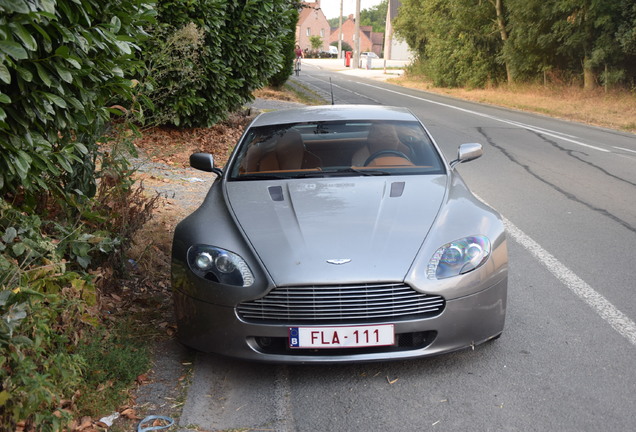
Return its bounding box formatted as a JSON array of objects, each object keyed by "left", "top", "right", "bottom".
[
  {"left": 491, "top": 0, "right": 512, "bottom": 83},
  {"left": 310, "top": 35, "right": 323, "bottom": 51},
  {"left": 550, "top": 0, "right": 625, "bottom": 89},
  {"left": 328, "top": 1, "right": 388, "bottom": 31},
  {"left": 504, "top": 0, "right": 568, "bottom": 82},
  {"left": 617, "top": 1, "right": 636, "bottom": 55},
  {"left": 361, "top": 0, "right": 389, "bottom": 33},
  {"left": 393, "top": 0, "right": 428, "bottom": 59},
  {"left": 505, "top": 0, "right": 634, "bottom": 88},
  {"left": 395, "top": 0, "right": 506, "bottom": 87}
]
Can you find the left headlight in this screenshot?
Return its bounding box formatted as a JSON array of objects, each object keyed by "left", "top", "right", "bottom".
[
  {"left": 427, "top": 236, "right": 490, "bottom": 280},
  {"left": 187, "top": 245, "right": 254, "bottom": 287}
]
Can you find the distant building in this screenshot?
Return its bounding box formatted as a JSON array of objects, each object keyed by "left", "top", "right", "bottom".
[
  {"left": 296, "top": 1, "right": 331, "bottom": 52},
  {"left": 384, "top": 0, "right": 412, "bottom": 60},
  {"left": 328, "top": 14, "right": 383, "bottom": 57}
]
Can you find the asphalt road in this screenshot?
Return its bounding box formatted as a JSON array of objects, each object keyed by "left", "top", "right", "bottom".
[{"left": 178, "top": 63, "right": 636, "bottom": 431}]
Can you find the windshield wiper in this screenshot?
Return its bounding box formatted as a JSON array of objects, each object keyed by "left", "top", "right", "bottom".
[
  {"left": 235, "top": 168, "right": 391, "bottom": 181},
  {"left": 293, "top": 168, "right": 390, "bottom": 178},
  {"left": 293, "top": 171, "right": 328, "bottom": 178},
  {"left": 295, "top": 168, "right": 391, "bottom": 177},
  {"left": 329, "top": 167, "right": 391, "bottom": 176},
  {"left": 234, "top": 174, "right": 292, "bottom": 181}
]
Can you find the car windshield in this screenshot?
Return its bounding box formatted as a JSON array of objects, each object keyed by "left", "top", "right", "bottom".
[{"left": 228, "top": 120, "right": 445, "bottom": 180}]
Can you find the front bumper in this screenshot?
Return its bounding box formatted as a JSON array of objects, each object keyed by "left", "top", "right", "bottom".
[{"left": 173, "top": 277, "right": 507, "bottom": 364}]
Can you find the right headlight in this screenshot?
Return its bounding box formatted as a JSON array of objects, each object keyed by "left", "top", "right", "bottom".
[
  {"left": 187, "top": 245, "right": 254, "bottom": 287},
  {"left": 427, "top": 236, "right": 490, "bottom": 279}
]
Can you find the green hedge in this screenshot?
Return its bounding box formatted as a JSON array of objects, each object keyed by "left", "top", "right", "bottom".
[
  {"left": 1, "top": 1, "right": 156, "bottom": 429},
  {"left": 269, "top": 7, "right": 298, "bottom": 88},
  {"left": 142, "top": 0, "right": 300, "bottom": 127},
  {"left": 0, "top": 0, "right": 155, "bottom": 206}
]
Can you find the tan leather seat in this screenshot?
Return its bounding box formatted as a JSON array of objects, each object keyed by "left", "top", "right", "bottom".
[
  {"left": 241, "top": 130, "right": 305, "bottom": 172},
  {"left": 351, "top": 123, "right": 413, "bottom": 166}
]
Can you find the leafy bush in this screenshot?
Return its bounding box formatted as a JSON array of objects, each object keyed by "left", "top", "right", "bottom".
[
  {"left": 140, "top": 0, "right": 301, "bottom": 127},
  {"left": 136, "top": 21, "right": 206, "bottom": 127},
  {"left": 0, "top": 0, "right": 155, "bottom": 207},
  {"left": 0, "top": 284, "right": 150, "bottom": 430},
  {"left": 1, "top": 287, "right": 91, "bottom": 430},
  {"left": 0, "top": 166, "right": 157, "bottom": 429},
  {"left": 269, "top": 7, "right": 299, "bottom": 88},
  {"left": 331, "top": 41, "right": 352, "bottom": 53}
]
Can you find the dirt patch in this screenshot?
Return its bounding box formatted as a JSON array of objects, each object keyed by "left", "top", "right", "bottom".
[{"left": 134, "top": 113, "right": 251, "bottom": 169}]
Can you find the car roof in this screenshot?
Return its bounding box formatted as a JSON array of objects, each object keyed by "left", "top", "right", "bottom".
[{"left": 250, "top": 105, "right": 418, "bottom": 127}]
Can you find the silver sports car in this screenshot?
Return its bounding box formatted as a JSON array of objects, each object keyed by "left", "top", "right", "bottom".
[{"left": 171, "top": 105, "right": 508, "bottom": 363}]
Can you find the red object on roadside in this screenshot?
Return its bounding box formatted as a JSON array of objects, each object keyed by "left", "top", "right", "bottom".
[{"left": 345, "top": 51, "right": 351, "bottom": 67}]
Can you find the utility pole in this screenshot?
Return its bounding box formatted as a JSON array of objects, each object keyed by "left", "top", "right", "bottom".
[
  {"left": 338, "top": 0, "right": 343, "bottom": 59},
  {"left": 353, "top": 0, "right": 360, "bottom": 69}
]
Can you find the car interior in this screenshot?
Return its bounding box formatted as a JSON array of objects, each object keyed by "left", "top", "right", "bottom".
[{"left": 232, "top": 121, "right": 444, "bottom": 178}]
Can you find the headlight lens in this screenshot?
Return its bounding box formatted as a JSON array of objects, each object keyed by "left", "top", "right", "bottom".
[
  {"left": 427, "top": 236, "right": 490, "bottom": 279},
  {"left": 187, "top": 245, "right": 254, "bottom": 287}
]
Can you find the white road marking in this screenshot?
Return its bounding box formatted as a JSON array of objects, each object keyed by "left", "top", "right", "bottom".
[
  {"left": 613, "top": 146, "right": 636, "bottom": 154},
  {"left": 473, "top": 193, "right": 636, "bottom": 347},
  {"left": 356, "top": 82, "right": 610, "bottom": 153},
  {"left": 503, "top": 217, "right": 636, "bottom": 347}
]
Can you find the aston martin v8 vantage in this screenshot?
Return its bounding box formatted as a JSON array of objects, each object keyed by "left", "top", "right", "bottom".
[{"left": 171, "top": 105, "right": 508, "bottom": 363}]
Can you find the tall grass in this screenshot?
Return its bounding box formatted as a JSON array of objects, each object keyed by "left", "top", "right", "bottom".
[{"left": 394, "top": 76, "right": 636, "bottom": 133}]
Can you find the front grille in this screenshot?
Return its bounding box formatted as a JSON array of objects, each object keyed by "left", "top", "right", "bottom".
[{"left": 237, "top": 283, "right": 445, "bottom": 324}]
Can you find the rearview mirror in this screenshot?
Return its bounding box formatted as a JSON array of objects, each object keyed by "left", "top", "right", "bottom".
[
  {"left": 450, "top": 143, "right": 483, "bottom": 168},
  {"left": 190, "top": 153, "right": 215, "bottom": 172}
]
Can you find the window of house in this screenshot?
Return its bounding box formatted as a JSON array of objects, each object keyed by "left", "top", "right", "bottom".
[
  {"left": 320, "top": 29, "right": 325, "bottom": 37},
  {"left": 306, "top": 28, "right": 311, "bottom": 36}
]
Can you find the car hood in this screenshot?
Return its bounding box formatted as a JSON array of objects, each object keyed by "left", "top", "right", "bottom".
[{"left": 225, "top": 176, "right": 447, "bottom": 285}]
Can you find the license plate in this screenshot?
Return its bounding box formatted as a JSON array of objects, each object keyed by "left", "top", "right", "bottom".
[{"left": 289, "top": 324, "right": 395, "bottom": 349}]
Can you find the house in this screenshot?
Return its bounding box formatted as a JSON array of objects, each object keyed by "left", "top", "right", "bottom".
[
  {"left": 328, "top": 14, "right": 383, "bottom": 57},
  {"left": 384, "top": 0, "right": 412, "bottom": 60},
  {"left": 296, "top": 1, "right": 331, "bottom": 52}
]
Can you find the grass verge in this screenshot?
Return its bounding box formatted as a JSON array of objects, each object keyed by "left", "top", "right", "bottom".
[
  {"left": 391, "top": 75, "right": 636, "bottom": 133},
  {"left": 281, "top": 82, "right": 327, "bottom": 105}
]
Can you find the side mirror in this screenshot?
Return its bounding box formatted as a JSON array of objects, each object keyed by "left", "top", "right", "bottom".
[
  {"left": 190, "top": 153, "right": 222, "bottom": 175},
  {"left": 450, "top": 143, "right": 483, "bottom": 168}
]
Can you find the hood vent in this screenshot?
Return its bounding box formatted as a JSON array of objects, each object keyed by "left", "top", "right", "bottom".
[
  {"left": 390, "top": 181, "right": 405, "bottom": 197},
  {"left": 268, "top": 185, "right": 284, "bottom": 201}
]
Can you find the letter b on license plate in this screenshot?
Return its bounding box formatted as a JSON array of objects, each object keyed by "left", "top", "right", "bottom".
[{"left": 289, "top": 324, "right": 394, "bottom": 349}]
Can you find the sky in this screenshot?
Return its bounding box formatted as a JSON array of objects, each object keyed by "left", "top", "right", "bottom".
[{"left": 317, "top": 0, "right": 386, "bottom": 20}]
